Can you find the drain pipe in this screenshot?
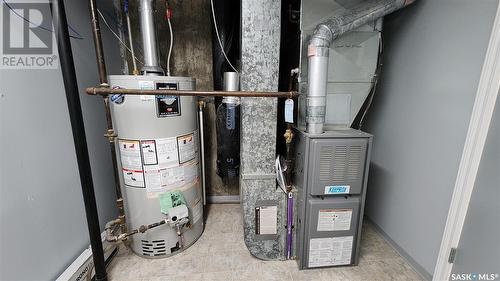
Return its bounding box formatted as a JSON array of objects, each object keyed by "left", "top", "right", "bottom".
[
  {"left": 306, "top": 0, "right": 415, "bottom": 134},
  {"left": 140, "top": 0, "right": 164, "bottom": 75},
  {"left": 51, "top": 0, "right": 107, "bottom": 280}
]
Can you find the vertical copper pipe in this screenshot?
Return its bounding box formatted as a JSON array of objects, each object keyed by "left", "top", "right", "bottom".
[
  {"left": 89, "top": 0, "right": 108, "bottom": 85},
  {"left": 88, "top": 0, "right": 127, "bottom": 233},
  {"left": 103, "top": 97, "right": 122, "bottom": 200}
]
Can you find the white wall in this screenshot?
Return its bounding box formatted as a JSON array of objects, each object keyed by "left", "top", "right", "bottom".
[
  {"left": 363, "top": 0, "right": 498, "bottom": 279},
  {"left": 0, "top": 1, "right": 123, "bottom": 280}
]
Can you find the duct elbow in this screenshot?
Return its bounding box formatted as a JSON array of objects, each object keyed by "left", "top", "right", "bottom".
[{"left": 310, "top": 24, "right": 333, "bottom": 48}]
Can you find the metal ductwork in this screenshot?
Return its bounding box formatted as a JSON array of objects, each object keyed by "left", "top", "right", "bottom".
[
  {"left": 306, "top": 0, "right": 415, "bottom": 134},
  {"left": 140, "top": 0, "right": 164, "bottom": 75}
]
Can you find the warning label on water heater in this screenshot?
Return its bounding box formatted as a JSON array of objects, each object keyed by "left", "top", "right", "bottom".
[
  {"left": 119, "top": 140, "right": 144, "bottom": 187},
  {"left": 118, "top": 131, "right": 199, "bottom": 194},
  {"left": 177, "top": 132, "right": 196, "bottom": 163},
  {"left": 317, "top": 209, "right": 353, "bottom": 232}
]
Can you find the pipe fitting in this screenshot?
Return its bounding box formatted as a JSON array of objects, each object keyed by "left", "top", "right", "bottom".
[
  {"left": 104, "top": 129, "right": 117, "bottom": 142},
  {"left": 284, "top": 128, "right": 294, "bottom": 144}
]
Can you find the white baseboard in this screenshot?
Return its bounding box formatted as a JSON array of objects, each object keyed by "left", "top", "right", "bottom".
[{"left": 56, "top": 231, "right": 116, "bottom": 281}]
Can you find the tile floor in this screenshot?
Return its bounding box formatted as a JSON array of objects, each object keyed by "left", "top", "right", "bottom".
[{"left": 108, "top": 204, "right": 423, "bottom": 281}]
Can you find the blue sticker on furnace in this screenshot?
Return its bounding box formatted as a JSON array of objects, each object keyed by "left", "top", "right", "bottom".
[{"left": 325, "top": 185, "right": 350, "bottom": 194}]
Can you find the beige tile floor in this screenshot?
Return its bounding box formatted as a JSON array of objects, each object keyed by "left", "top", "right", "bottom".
[{"left": 108, "top": 204, "right": 423, "bottom": 281}]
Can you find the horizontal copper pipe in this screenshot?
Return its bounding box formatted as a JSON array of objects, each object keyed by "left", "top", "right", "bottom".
[{"left": 86, "top": 87, "right": 299, "bottom": 98}]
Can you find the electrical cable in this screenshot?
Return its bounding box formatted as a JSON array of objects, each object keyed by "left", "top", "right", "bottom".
[
  {"left": 210, "top": 0, "right": 238, "bottom": 73},
  {"left": 358, "top": 33, "right": 383, "bottom": 129},
  {"left": 166, "top": 2, "right": 173, "bottom": 76},
  {"left": 126, "top": 14, "right": 139, "bottom": 74},
  {"left": 166, "top": 18, "right": 173, "bottom": 76},
  {"left": 97, "top": 8, "right": 143, "bottom": 66},
  {"left": 124, "top": 0, "right": 138, "bottom": 74}
]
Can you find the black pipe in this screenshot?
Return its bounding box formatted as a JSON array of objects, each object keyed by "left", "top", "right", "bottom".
[
  {"left": 89, "top": 0, "right": 108, "bottom": 85},
  {"left": 50, "top": 1, "right": 108, "bottom": 280}
]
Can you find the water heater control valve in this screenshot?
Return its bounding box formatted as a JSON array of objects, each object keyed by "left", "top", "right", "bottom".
[{"left": 166, "top": 205, "right": 189, "bottom": 227}]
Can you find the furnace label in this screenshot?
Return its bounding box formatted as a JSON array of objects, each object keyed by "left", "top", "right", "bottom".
[
  {"left": 317, "top": 209, "right": 353, "bottom": 232},
  {"left": 308, "top": 236, "right": 353, "bottom": 267},
  {"left": 256, "top": 206, "right": 278, "bottom": 235}
]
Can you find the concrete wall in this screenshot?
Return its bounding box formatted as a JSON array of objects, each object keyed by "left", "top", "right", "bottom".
[
  {"left": 124, "top": 0, "right": 213, "bottom": 90},
  {"left": 0, "top": 1, "right": 122, "bottom": 280},
  {"left": 451, "top": 97, "right": 500, "bottom": 277},
  {"left": 363, "top": 0, "right": 498, "bottom": 279}
]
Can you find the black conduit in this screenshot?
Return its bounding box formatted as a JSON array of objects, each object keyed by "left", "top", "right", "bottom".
[{"left": 50, "top": 1, "right": 108, "bottom": 280}]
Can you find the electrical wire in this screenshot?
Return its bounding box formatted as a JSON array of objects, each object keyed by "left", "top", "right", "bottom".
[
  {"left": 97, "top": 8, "right": 143, "bottom": 66},
  {"left": 124, "top": 0, "right": 138, "bottom": 74},
  {"left": 166, "top": 2, "right": 174, "bottom": 76},
  {"left": 210, "top": 0, "right": 238, "bottom": 73},
  {"left": 125, "top": 13, "right": 139, "bottom": 74},
  {"left": 358, "top": 33, "right": 383, "bottom": 129},
  {"left": 2, "top": 0, "right": 83, "bottom": 39},
  {"left": 166, "top": 17, "right": 173, "bottom": 76}
]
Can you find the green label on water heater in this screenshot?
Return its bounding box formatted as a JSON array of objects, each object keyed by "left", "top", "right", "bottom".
[{"left": 159, "top": 191, "right": 186, "bottom": 214}]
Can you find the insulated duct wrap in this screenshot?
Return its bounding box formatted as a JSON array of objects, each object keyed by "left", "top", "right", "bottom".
[{"left": 306, "top": 0, "right": 414, "bottom": 134}]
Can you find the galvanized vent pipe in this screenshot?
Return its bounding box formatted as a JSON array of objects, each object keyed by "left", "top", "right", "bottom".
[
  {"left": 306, "top": 0, "right": 415, "bottom": 134},
  {"left": 140, "top": 0, "right": 164, "bottom": 75}
]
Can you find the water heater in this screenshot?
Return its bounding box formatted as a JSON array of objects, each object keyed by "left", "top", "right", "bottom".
[{"left": 109, "top": 75, "right": 203, "bottom": 257}]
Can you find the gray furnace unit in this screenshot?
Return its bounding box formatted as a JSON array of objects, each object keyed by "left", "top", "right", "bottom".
[{"left": 294, "top": 129, "right": 372, "bottom": 269}]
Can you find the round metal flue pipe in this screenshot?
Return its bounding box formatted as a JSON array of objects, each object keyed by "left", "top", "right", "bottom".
[
  {"left": 223, "top": 72, "right": 239, "bottom": 91},
  {"left": 140, "top": 0, "right": 164, "bottom": 75}
]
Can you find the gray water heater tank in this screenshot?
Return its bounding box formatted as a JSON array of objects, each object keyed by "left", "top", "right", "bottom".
[{"left": 108, "top": 75, "right": 203, "bottom": 258}]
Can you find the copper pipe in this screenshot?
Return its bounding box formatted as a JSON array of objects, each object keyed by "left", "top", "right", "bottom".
[
  {"left": 103, "top": 98, "right": 121, "bottom": 199},
  {"left": 89, "top": 0, "right": 107, "bottom": 85},
  {"left": 86, "top": 87, "right": 299, "bottom": 98},
  {"left": 88, "top": 0, "right": 127, "bottom": 235}
]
